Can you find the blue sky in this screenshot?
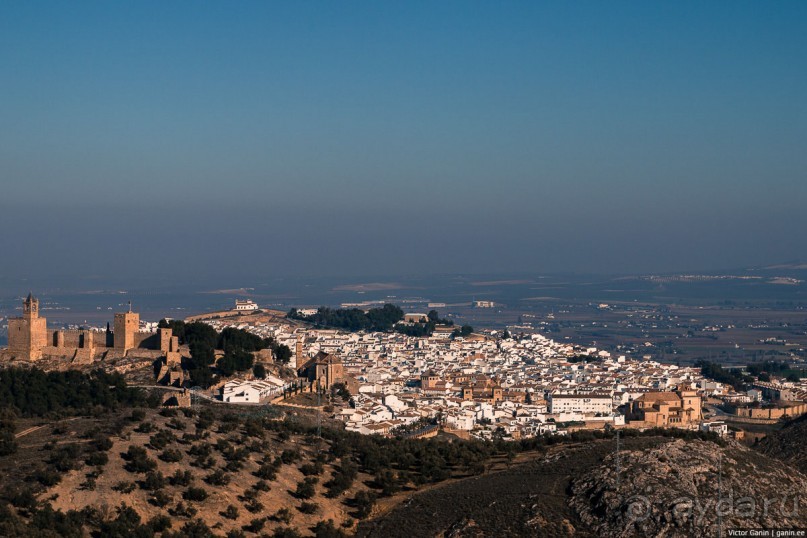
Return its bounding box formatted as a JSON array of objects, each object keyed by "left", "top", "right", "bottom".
[{"left": 1, "top": 2, "right": 806, "bottom": 279}]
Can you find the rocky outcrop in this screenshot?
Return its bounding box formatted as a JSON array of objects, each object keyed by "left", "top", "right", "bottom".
[
  {"left": 570, "top": 439, "right": 807, "bottom": 537},
  {"left": 756, "top": 414, "right": 807, "bottom": 474}
]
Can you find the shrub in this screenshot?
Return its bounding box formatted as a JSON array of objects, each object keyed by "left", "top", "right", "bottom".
[
  {"left": 48, "top": 444, "right": 82, "bottom": 472},
  {"left": 170, "top": 501, "right": 197, "bottom": 518},
  {"left": 244, "top": 499, "right": 264, "bottom": 513},
  {"left": 352, "top": 491, "right": 376, "bottom": 519},
  {"left": 243, "top": 517, "right": 266, "bottom": 533},
  {"left": 150, "top": 490, "right": 172, "bottom": 508},
  {"left": 112, "top": 481, "right": 136, "bottom": 494},
  {"left": 272, "top": 507, "right": 294, "bottom": 524},
  {"left": 272, "top": 527, "right": 302, "bottom": 538},
  {"left": 221, "top": 504, "right": 239, "bottom": 520},
  {"left": 298, "top": 501, "right": 318, "bottom": 514},
  {"left": 183, "top": 486, "right": 209, "bottom": 502},
  {"left": 299, "top": 462, "right": 324, "bottom": 476},
  {"left": 147, "top": 514, "right": 172, "bottom": 532},
  {"left": 159, "top": 448, "right": 183, "bottom": 463},
  {"left": 205, "top": 470, "right": 230, "bottom": 486},
  {"left": 167, "top": 418, "right": 186, "bottom": 431},
  {"left": 294, "top": 477, "right": 318, "bottom": 499},
  {"left": 141, "top": 471, "right": 166, "bottom": 491},
  {"left": 35, "top": 468, "right": 61, "bottom": 487},
  {"left": 169, "top": 470, "right": 194, "bottom": 487},
  {"left": 254, "top": 463, "right": 277, "bottom": 480},
  {"left": 134, "top": 422, "right": 155, "bottom": 433},
  {"left": 92, "top": 435, "right": 113, "bottom": 452},
  {"left": 123, "top": 445, "right": 157, "bottom": 473},
  {"left": 313, "top": 519, "right": 349, "bottom": 538},
  {"left": 85, "top": 451, "right": 109, "bottom": 467},
  {"left": 324, "top": 460, "right": 358, "bottom": 498},
  {"left": 280, "top": 449, "right": 300, "bottom": 465},
  {"left": 149, "top": 430, "right": 176, "bottom": 450}
]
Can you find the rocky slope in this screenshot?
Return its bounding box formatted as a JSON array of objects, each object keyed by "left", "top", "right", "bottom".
[
  {"left": 756, "top": 414, "right": 807, "bottom": 474},
  {"left": 359, "top": 436, "right": 807, "bottom": 538},
  {"left": 570, "top": 438, "right": 807, "bottom": 537}
]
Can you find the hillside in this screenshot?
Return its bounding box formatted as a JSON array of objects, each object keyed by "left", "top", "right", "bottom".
[
  {"left": 358, "top": 437, "right": 807, "bottom": 537},
  {"left": 1, "top": 368, "right": 804, "bottom": 537},
  {"left": 755, "top": 413, "right": 807, "bottom": 474}
]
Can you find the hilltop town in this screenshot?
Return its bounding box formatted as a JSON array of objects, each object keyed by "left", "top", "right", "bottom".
[
  {"left": 3, "top": 294, "right": 806, "bottom": 442},
  {"left": 188, "top": 302, "right": 807, "bottom": 441}
]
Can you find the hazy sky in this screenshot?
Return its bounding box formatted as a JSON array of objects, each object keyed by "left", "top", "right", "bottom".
[{"left": 1, "top": 2, "right": 806, "bottom": 280}]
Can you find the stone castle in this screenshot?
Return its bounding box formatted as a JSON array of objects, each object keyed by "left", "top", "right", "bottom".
[{"left": 2, "top": 293, "right": 182, "bottom": 366}]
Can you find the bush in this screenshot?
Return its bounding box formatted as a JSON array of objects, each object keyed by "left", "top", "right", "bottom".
[
  {"left": 134, "top": 422, "right": 155, "bottom": 433},
  {"left": 254, "top": 463, "right": 278, "bottom": 481},
  {"left": 85, "top": 451, "right": 109, "bottom": 467},
  {"left": 150, "top": 490, "right": 172, "bottom": 508},
  {"left": 169, "top": 470, "right": 194, "bottom": 487},
  {"left": 221, "top": 504, "right": 239, "bottom": 520},
  {"left": 313, "top": 519, "right": 349, "bottom": 538},
  {"left": 170, "top": 501, "right": 197, "bottom": 518},
  {"left": 253, "top": 480, "right": 270, "bottom": 492},
  {"left": 48, "top": 444, "right": 82, "bottom": 472},
  {"left": 177, "top": 519, "right": 213, "bottom": 537},
  {"left": 159, "top": 448, "right": 183, "bottom": 463},
  {"left": 149, "top": 430, "right": 176, "bottom": 450},
  {"left": 352, "top": 491, "right": 376, "bottom": 519},
  {"left": 147, "top": 514, "right": 172, "bottom": 532},
  {"left": 112, "top": 481, "right": 136, "bottom": 494},
  {"left": 243, "top": 517, "right": 266, "bottom": 533},
  {"left": 92, "top": 435, "right": 113, "bottom": 452},
  {"left": 141, "top": 471, "right": 166, "bottom": 491},
  {"left": 167, "top": 417, "right": 186, "bottom": 431},
  {"left": 299, "top": 462, "right": 324, "bottom": 476},
  {"left": 0, "top": 430, "right": 18, "bottom": 456},
  {"left": 325, "top": 460, "right": 357, "bottom": 498},
  {"left": 298, "top": 501, "right": 318, "bottom": 514},
  {"left": 272, "top": 507, "right": 294, "bottom": 524},
  {"left": 272, "top": 527, "right": 302, "bottom": 538},
  {"left": 243, "top": 499, "right": 264, "bottom": 514},
  {"left": 294, "top": 477, "right": 318, "bottom": 499},
  {"left": 183, "top": 487, "right": 209, "bottom": 502},
  {"left": 123, "top": 445, "right": 157, "bottom": 473},
  {"left": 35, "top": 468, "right": 61, "bottom": 487},
  {"left": 280, "top": 449, "right": 300, "bottom": 465},
  {"left": 205, "top": 469, "right": 230, "bottom": 486}
]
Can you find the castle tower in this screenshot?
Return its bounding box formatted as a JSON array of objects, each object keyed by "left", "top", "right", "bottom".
[
  {"left": 114, "top": 311, "right": 140, "bottom": 351},
  {"left": 295, "top": 334, "right": 303, "bottom": 369},
  {"left": 23, "top": 292, "right": 39, "bottom": 319},
  {"left": 8, "top": 293, "right": 48, "bottom": 360}
]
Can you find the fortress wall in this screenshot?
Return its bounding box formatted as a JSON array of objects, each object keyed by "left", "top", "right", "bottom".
[
  {"left": 134, "top": 332, "right": 160, "bottom": 350},
  {"left": 47, "top": 330, "right": 113, "bottom": 349},
  {"left": 49, "top": 330, "right": 81, "bottom": 348}
]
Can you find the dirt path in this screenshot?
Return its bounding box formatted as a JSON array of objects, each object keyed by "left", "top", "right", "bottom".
[{"left": 15, "top": 417, "right": 81, "bottom": 438}]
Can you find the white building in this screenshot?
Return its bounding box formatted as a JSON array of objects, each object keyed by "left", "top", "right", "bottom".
[
  {"left": 235, "top": 299, "right": 259, "bottom": 312},
  {"left": 221, "top": 378, "right": 284, "bottom": 403},
  {"left": 548, "top": 393, "right": 613, "bottom": 415},
  {"left": 700, "top": 421, "right": 729, "bottom": 437}
]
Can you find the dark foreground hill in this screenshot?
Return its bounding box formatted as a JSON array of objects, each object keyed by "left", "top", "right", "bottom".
[
  {"left": 755, "top": 414, "right": 807, "bottom": 474},
  {"left": 358, "top": 437, "right": 807, "bottom": 538}
]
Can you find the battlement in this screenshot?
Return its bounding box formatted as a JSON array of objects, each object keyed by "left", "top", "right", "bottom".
[{"left": 2, "top": 293, "right": 181, "bottom": 363}]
